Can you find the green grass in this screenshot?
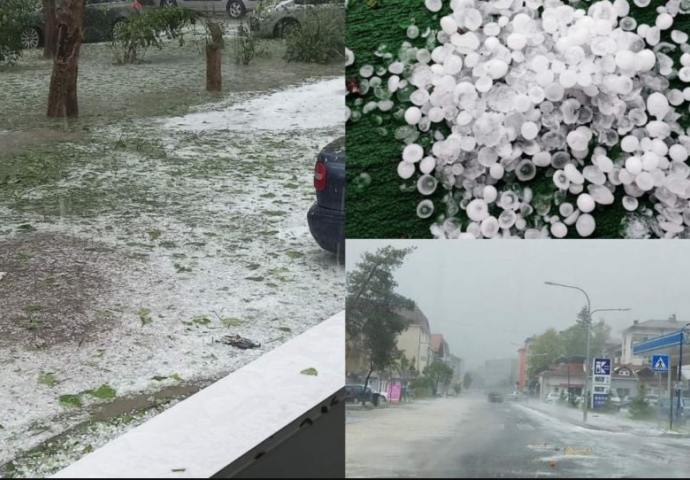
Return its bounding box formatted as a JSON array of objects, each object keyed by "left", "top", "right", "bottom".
[
  {"left": 58, "top": 395, "right": 83, "bottom": 408},
  {"left": 84, "top": 384, "right": 117, "bottom": 400},
  {"left": 345, "top": 0, "right": 690, "bottom": 239}
]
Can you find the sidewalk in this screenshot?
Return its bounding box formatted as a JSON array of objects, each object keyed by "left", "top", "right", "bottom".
[{"left": 516, "top": 401, "right": 690, "bottom": 438}]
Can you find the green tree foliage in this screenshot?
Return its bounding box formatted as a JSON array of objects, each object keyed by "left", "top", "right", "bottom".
[
  {"left": 0, "top": 0, "right": 36, "bottom": 63},
  {"left": 463, "top": 372, "right": 473, "bottom": 390},
  {"left": 109, "top": 7, "right": 197, "bottom": 64},
  {"left": 423, "top": 361, "right": 454, "bottom": 396},
  {"left": 527, "top": 328, "right": 564, "bottom": 377},
  {"left": 347, "top": 246, "right": 416, "bottom": 403},
  {"left": 629, "top": 382, "right": 653, "bottom": 419}
]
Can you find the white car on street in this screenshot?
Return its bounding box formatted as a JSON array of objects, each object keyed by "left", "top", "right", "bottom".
[
  {"left": 544, "top": 392, "right": 561, "bottom": 403},
  {"left": 160, "top": 0, "right": 260, "bottom": 19}
]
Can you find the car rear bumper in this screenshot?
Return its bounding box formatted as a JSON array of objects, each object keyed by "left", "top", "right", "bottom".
[{"left": 308, "top": 203, "right": 344, "bottom": 256}]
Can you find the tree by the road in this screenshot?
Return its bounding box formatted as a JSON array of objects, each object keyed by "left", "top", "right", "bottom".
[
  {"left": 424, "top": 361, "right": 454, "bottom": 396},
  {"left": 629, "top": 382, "right": 652, "bottom": 419},
  {"left": 47, "top": 0, "right": 86, "bottom": 118},
  {"left": 347, "top": 246, "right": 416, "bottom": 404},
  {"left": 346, "top": 246, "right": 415, "bottom": 337},
  {"left": 527, "top": 328, "right": 564, "bottom": 377},
  {"left": 463, "top": 372, "right": 472, "bottom": 390},
  {"left": 43, "top": 0, "right": 58, "bottom": 59}
]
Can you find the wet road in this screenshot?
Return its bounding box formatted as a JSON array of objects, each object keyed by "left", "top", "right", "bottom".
[{"left": 346, "top": 395, "right": 690, "bottom": 478}]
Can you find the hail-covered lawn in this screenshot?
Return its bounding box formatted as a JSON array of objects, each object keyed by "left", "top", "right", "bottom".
[{"left": 0, "top": 35, "right": 344, "bottom": 476}]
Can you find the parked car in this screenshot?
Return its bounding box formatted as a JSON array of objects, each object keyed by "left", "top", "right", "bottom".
[
  {"left": 345, "top": 384, "right": 381, "bottom": 405},
  {"left": 19, "top": 0, "right": 144, "bottom": 50},
  {"left": 488, "top": 392, "right": 503, "bottom": 403},
  {"left": 307, "top": 137, "right": 344, "bottom": 257},
  {"left": 250, "top": 0, "right": 345, "bottom": 39},
  {"left": 544, "top": 392, "right": 561, "bottom": 403},
  {"left": 159, "top": 0, "right": 259, "bottom": 19},
  {"left": 505, "top": 391, "right": 521, "bottom": 401}
]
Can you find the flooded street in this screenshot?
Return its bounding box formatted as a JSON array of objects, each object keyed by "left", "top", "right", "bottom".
[{"left": 346, "top": 395, "right": 690, "bottom": 478}]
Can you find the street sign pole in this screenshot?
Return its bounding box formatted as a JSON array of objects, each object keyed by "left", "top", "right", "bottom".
[{"left": 658, "top": 372, "right": 662, "bottom": 428}]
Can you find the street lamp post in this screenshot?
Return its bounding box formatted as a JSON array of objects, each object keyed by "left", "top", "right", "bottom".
[
  {"left": 676, "top": 323, "right": 690, "bottom": 421},
  {"left": 544, "top": 281, "right": 630, "bottom": 423}
]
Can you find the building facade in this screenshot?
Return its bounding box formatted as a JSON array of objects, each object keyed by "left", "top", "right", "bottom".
[
  {"left": 621, "top": 316, "right": 686, "bottom": 366},
  {"left": 397, "top": 305, "right": 433, "bottom": 373}
]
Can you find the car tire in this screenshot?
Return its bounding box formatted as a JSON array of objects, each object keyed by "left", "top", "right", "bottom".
[
  {"left": 227, "top": 0, "right": 246, "bottom": 19},
  {"left": 279, "top": 19, "right": 300, "bottom": 38},
  {"left": 160, "top": 0, "right": 178, "bottom": 6},
  {"left": 21, "top": 27, "right": 42, "bottom": 50},
  {"left": 111, "top": 19, "right": 127, "bottom": 41}
]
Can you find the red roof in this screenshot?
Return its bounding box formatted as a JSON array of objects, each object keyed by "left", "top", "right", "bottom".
[{"left": 430, "top": 334, "right": 444, "bottom": 353}]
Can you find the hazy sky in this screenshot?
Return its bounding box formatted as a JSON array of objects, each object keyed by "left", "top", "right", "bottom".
[{"left": 347, "top": 240, "right": 690, "bottom": 371}]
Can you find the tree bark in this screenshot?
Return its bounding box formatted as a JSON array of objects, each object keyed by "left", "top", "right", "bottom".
[
  {"left": 47, "top": 0, "right": 85, "bottom": 118},
  {"left": 205, "top": 22, "right": 223, "bottom": 92},
  {"left": 43, "top": 0, "right": 58, "bottom": 59},
  {"left": 362, "top": 366, "right": 373, "bottom": 406}
]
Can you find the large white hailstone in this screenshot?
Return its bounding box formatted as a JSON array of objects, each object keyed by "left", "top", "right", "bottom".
[
  {"left": 483, "top": 185, "right": 498, "bottom": 203},
  {"left": 622, "top": 196, "right": 639, "bottom": 211},
  {"left": 670, "top": 144, "right": 689, "bottom": 162},
  {"left": 647, "top": 92, "right": 671, "bottom": 120},
  {"left": 576, "top": 213, "right": 596, "bottom": 237},
  {"left": 417, "top": 199, "right": 435, "bottom": 219},
  {"left": 576, "top": 193, "right": 596, "bottom": 213},
  {"left": 425, "top": 0, "right": 442, "bottom": 13},
  {"left": 635, "top": 171, "right": 655, "bottom": 191},
  {"left": 656, "top": 13, "right": 673, "bottom": 30},
  {"left": 402, "top": 143, "right": 424, "bottom": 163},
  {"left": 486, "top": 59, "right": 509, "bottom": 79},
  {"left": 466, "top": 199, "right": 490, "bottom": 222},
  {"left": 635, "top": 49, "right": 656, "bottom": 72},
  {"left": 550, "top": 222, "right": 568, "bottom": 238},
  {"left": 564, "top": 164, "right": 585, "bottom": 184},
  {"left": 625, "top": 156, "right": 643, "bottom": 175},
  {"left": 521, "top": 121, "right": 539, "bottom": 140},
  {"left": 398, "top": 161, "right": 415, "bottom": 179},
  {"left": 405, "top": 107, "right": 422, "bottom": 125},
  {"left": 440, "top": 16, "right": 458, "bottom": 35},
  {"left": 345, "top": 48, "right": 354, "bottom": 67},
  {"left": 489, "top": 163, "right": 505, "bottom": 180},
  {"left": 420, "top": 156, "right": 436, "bottom": 174},
  {"left": 559, "top": 202, "right": 574, "bottom": 217},
  {"left": 480, "top": 216, "right": 500, "bottom": 238},
  {"left": 621, "top": 135, "right": 639, "bottom": 152}
]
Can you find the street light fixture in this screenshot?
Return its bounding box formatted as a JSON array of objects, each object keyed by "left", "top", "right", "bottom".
[{"left": 544, "top": 281, "right": 630, "bottom": 423}]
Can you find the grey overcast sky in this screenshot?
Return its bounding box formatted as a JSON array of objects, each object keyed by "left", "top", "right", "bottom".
[{"left": 347, "top": 240, "right": 690, "bottom": 371}]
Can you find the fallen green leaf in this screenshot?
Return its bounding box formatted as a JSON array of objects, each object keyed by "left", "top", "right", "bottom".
[
  {"left": 222, "top": 317, "right": 244, "bottom": 327},
  {"left": 59, "top": 394, "right": 83, "bottom": 408},
  {"left": 301, "top": 368, "right": 318, "bottom": 377},
  {"left": 86, "top": 384, "right": 117, "bottom": 400}
]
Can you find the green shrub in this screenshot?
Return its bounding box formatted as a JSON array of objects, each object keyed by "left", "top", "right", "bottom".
[
  {"left": 0, "top": 0, "right": 36, "bottom": 64},
  {"left": 410, "top": 376, "right": 433, "bottom": 398},
  {"left": 284, "top": 5, "right": 344, "bottom": 64},
  {"left": 109, "top": 7, "right": 197, "bottom": 64},
  {"left": 232, "top": 22, "right": 265, "bottom": 65},
  {"left": 629, "top": 383, "right": 653, "bottom": 419}
]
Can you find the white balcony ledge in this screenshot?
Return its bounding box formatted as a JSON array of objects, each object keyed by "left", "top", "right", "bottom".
[{"left": 52, "top": 311, "right": 345, "bottom": 479}]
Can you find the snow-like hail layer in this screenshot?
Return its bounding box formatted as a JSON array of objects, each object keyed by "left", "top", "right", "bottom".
[
  {"left": 346, "top": 0, "right": 690, "bottom": 239},
  {"left": 0, "top": 78, "right": 345, "bottom": 471},
  {"left": 166, "top": 78, "right": 345, "bottom": 132}
]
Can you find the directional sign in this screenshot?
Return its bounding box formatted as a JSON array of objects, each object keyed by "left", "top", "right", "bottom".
[
  {"left": 593, "top": 358, "right": 611, "bottom": 375},
  {"left": 652, "top": 354, "right": 670, "bottom": 373},
  {"left": 592, "top": 393, "right": 608, "bottom": 409}
]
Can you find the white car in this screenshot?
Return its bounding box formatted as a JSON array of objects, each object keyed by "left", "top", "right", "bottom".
[
  {"left": 160, "top": 0, "right": 260, "bottom": 19},
  {"left": 544, "top": 392, "right": 561, "bottom": 403}
]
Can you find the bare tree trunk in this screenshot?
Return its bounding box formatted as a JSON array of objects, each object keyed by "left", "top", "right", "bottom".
[
  {"left": 362, "top": 366, "right": 373, "bottom": 406},
  {"left": 47, "top": 0, "right": 85, "bottom": 119},
  {"left": 205, "top": 22, "right": 223, "bottom": 92},
  {"left": 43, "top": 0, "right": 58, "bottom": 59}
]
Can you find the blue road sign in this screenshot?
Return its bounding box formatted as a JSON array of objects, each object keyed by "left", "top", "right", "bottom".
[
  {"left": 652, "top": 354, "right": 670, "bottom": 373},
  {"left": 633, "top": 331, "right": 686, "bottom": 355},
  {"left": 593, "top": 358, "right": 611, "bottom": 375},
  {"left": 592, "top": 393, "right": 608, "bottom": 409}
]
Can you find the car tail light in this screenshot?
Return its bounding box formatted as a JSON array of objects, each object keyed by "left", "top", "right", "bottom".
[{"left": 314, "top": 161, "right": 327, "bottom": 191}]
